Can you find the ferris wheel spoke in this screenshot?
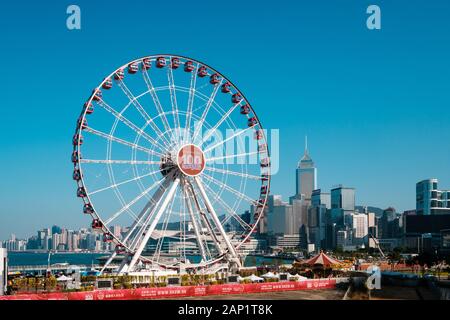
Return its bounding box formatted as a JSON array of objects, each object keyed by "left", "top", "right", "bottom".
[
  {"left": 201, "top": 172, "right": 256, "bottom": 205},
  {"left": 116, "top": 79, "right": 172, "bottom": 146},
  {"left": 202, "top": 180, "right": 251, "bottom": 230},
  {"left": 204, "top": 166, "right": 261, "bottom": 180},
  {"left": 80, "top": 159, "right": 160, "bottom": 165},
  {"left": 167, "top": 60, "right": 181, "bottom": 135},
  {"left": 206, "top": 151, "right": 259, "bottom": 163},
  {"left": 192, "top": 80, "right": 223, "bottom": 142},
  {"left": 84, "top": 126, "right": 163, "bottom": 158},
  {"left": 88, "top": 167, "right": 167, "bottom": 196},
  {"left": 97, "top": 100, "right": 168, "bottom": 153},
  {"left": 203, "top": 125, "right": 256, "bottom": 154},
  {"left": 193, "top": 177, "right": 241, "bottom": 265},
  {"left": 127, "top": 177, "right": 180, "bottom": 272},
  {"left": 200, "top": 102, "right": 244, "bottom": 146},
  {"left": 184, "top": 65, "right": 199, "bottom": 144},
  {"left": 142, "top": 69, "right": 172, "bottom": 134},
  {"left": 104, "top": 177, "right": 165, "bottom": 226}
]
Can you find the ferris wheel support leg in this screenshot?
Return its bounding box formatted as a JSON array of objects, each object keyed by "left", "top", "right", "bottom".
[
  {"left": 183, "top": 181, "right": 207, "bottom": 262},
  {"left": 99, "top": 251, "right": 117, "bottom": 275},
  {"left": 117, "top": 178, "right": 173, "bottom": 275},
  {"left": 193, "top": 177, "right": 242, "bottom": 269},
  {"left": 186, "top": 181, "right": 224, "bottom": 256},
  {"left": 126, "top": 178, "right": 173, "bottom": 250},
  {"left": 126, "top": 177, "right": 181, "bottom": 273}
]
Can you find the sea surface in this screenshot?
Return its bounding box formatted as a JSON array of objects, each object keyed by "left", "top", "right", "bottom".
[
  {"left": 7, "top": 252, "right": 106, "bottom": 267},
  {"left": 8, "top": 252, "right": 292, "bottom": 267}
]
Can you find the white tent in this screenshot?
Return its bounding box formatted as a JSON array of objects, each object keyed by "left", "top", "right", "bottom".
[
  {"left": 289, "top": 274, "right": 308, "bottom": 281},
  {"left": 56, "top": 275, "right": 73, "bottom": 282},
  {"left": 261, "top": 272, "right": 279, "bottom": 279},
  {"left": 244, "top": 274, "right": 264, "bottom": 283}
]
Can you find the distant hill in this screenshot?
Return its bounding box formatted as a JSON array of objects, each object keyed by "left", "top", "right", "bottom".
[{"left": 355, "top": 206, "right": 384, "bottom": 217}]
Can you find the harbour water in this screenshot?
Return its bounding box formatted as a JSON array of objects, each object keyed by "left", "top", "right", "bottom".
[{"left": 8, "top": 252, "right": 292, "bottom": 267}]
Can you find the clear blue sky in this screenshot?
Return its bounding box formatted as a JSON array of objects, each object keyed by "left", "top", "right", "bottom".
[{"left": 1, "top": 0, "right": 449, "bottom": 239}]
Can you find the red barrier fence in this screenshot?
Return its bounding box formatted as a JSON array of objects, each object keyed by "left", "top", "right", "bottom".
[{"left": 0, "top": 279, "right": 337, "bottom": 300}]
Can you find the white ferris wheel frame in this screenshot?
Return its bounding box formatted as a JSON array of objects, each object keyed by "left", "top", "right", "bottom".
[{"left": 71, "top": 54, "right": 271, "bottom": 273}]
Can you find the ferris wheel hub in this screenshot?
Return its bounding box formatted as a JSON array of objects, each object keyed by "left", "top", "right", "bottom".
[{"left": 176, "top": 144, "right": 206, "bottom": 177}]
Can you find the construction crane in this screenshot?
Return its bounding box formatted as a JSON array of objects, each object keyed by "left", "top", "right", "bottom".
[{"left": 369, "top": 234, "right": 386, "bottom": 259}]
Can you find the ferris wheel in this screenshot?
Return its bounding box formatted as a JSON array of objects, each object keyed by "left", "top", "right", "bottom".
[{"left": 71, "top": 54, "right": 271, "bottom": 273}]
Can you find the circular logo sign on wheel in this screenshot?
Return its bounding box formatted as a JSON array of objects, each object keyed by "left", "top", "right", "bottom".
[{"left": 177, "top": 144, "right": 206, "bottom": 176}]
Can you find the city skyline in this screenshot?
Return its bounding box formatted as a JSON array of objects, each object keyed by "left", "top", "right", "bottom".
[{"left": 1, "top": 1, "right": 450, "bottom": 239}]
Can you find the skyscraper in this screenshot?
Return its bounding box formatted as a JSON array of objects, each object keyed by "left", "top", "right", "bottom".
[
  {"left": 296, "top": 137, "right": 317, "bottom": 202},
  {"left": 416, "top": 179, "right": 450, "bottom": 215},
  {"left": 330, "top": 186, "right": 355, "bottom": 226}
]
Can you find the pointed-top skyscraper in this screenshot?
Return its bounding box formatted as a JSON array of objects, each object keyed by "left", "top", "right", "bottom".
[{"left": 296, "top": 136, "right": 317, "bottom": 202}]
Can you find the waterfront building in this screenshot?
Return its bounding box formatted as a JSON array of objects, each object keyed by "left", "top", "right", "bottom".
[
  {"left": 416, "top": 179, "right": 450, "bottom": 215},
  {"left": 295, "top": 137, "right": 317, "bottom": 202},
  {"left": 276, "top": 234, "right": 300, "bottom": 249},
  {"left": 236, "top": 238, "right": 267, "bottom": 255}
]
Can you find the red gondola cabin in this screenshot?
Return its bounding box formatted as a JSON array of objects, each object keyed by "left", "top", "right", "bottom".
[
  {"left": 92, "top": 89, "right": 102, "bottom": 102},
  {"left": 73, "top": 134, "right": 83, "bottom": 146},
  {"left": 171, "top": 57, "right": 180, "bottom": 69},
  {"left": 73, "top": 169, "right": 82, "bottom": 181},
  {"left": 260, "top": 185, "right": 268, "bottom": 194},
  {"left": 78, "top": 117, "right": 87, "bottom": 130},
  {"left": 115, "top": 245, "right": 126, "bottom": 254},
  {"left": 91, "top": 219, "right": 103, "bottom": 230},
  {"left": 83, "top": 203, "right": 94, "bottom": 214},
  {"left": 254, "top": 130, "right": 263, "bottom": 140},
  {"left": 248, "top": 117, "right": 257, "bottom": 127},
  {"left": 102, "top": 78, "right": 113, "bottom": 90},
  {"left": 156, "top": 57, "right": 166, "bottom": 68},
  {"left": 197, "top": 66, "right": 207, "bottom": 77},
  {"left": 260, "top": 158, "right": 270, "bottom": 167},
  {"left": 240, "top": 104, "right": 250, "bottom": 115},
  {"left": 103, "top": 233, "right": 113, "bottom": 242},
  {"left": 85, "top": 102, "right": 94, "bottom": 114},
  {"left": 184, "top": 60, "right": 195, "bottom": 72},
  {"left": 77, "top": 187, "right": 87, "bottom": 198},
  {"left": 221, "top": 82, "right": 231, "bottom": 93},
  {"left": 114, "top": 69, "right": 125, "bottom": 80},
  {"left": 209, "top": 73, "right": 220, "bottom": 85},
  {"left": 142, "top": 58, "right": 151, "bottom": 70},
  {"left": 128, "top": 63, "right": 138, "bottom": 74},
  {"left": 232, "top": 93, "right": 242, "bottom": 104},
  {"left": 71, "top": 151, "right": 80, "bottom": 163}
]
